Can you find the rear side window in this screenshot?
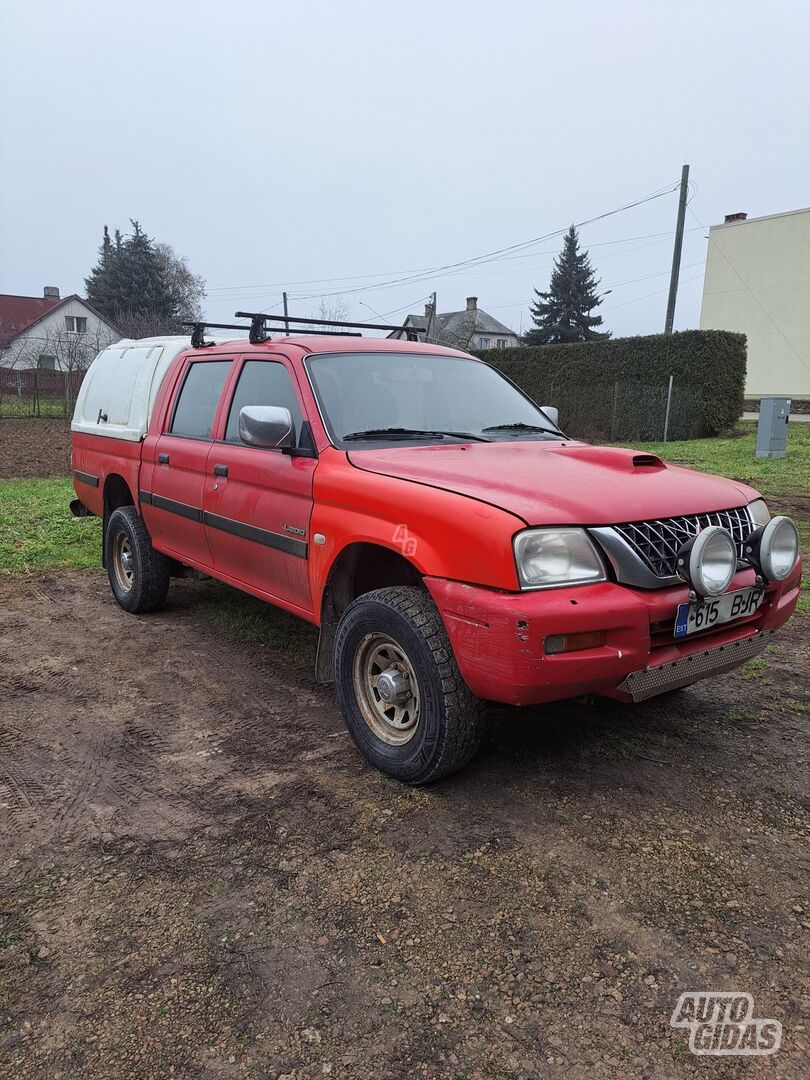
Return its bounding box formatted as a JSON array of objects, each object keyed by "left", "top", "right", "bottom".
[
  {"left": 170, "top": 361, "right": 232, "bottom": 438},
  {"left": 225, "top": 360, "right": 304, "bottom": 444}
]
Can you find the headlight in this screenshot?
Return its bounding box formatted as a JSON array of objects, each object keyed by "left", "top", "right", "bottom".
[
  {"left": 744, "top": 516, "right": 799, "bottom": 582},
  {"left": 748, "top": 498, "right": 771, "bottom": 527},
  {"left": 514, "top": 528, "right": 607, "bottom": 589},
  {"left": 677, "top": 525, "right": 737, "bottom": 596}
]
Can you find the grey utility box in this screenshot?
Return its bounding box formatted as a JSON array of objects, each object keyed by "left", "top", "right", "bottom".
[{"left": 755, "top": 397, "right": 791, "bottom": 459}]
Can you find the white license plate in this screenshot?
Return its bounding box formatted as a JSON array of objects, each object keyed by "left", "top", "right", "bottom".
[{"left": 674, "top": 586, "right": 764, "bottom": 638}]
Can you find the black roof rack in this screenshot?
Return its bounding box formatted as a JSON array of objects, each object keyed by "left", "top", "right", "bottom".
[
  {"left": 235, "top": 310, "right": 422, "bottom": 342},
  {"left": 182, "top": 321, "right": 249, "bottom": 348},
  {"left": 182, "top": 318, "right": 362, "bottom": 348},
  {"left": 182, "top": 309, "right": 422, "bottom": 349}
]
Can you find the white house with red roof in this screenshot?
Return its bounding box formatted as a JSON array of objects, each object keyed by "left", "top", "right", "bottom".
[{"left": 0, "top": 287, "right": 119, "bottom": 372}]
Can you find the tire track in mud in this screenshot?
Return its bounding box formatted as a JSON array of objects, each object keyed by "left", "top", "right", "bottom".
[
  {"left": 0, "top": 574, "right": 326, "bottom": 850},
  {"left": 0, "top": 725, "right": 50, "bottom": 825}
]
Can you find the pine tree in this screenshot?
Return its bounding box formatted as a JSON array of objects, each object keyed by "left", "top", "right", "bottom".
[
  {"left": 524, "top": 225, "right": 610, "bottom": 345},
  {"left": 84, "top": 226, "right": 115, "bottom": 315},
  {"left": 84, "top": 221, "right": 201, "bottom": 335},
  {"left": 121, "top": 220, "right": 175, "bottom": 319}
]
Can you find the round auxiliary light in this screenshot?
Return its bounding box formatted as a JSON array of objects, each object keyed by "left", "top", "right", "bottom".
[
  {"left": 677, "top": 525, "right": 737, "bottom": 597},
  {"left": 744, "top": 515, "right": 799, "bottom": 582}
]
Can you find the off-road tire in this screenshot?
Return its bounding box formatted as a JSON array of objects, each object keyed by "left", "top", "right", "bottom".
[
  {"left": 105, "top": 506, "right": 170, "bottom": 614},
  {"left": 334, "top": 586, "right": 486, "bottom": 784}
]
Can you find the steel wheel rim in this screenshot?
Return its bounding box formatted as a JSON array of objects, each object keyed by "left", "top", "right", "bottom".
[
  {"left": 112, "top": 530, "right": 134, "bottom": 594},
  {"left": 352, "top": 633, "right": 421, "bottom": 746}
]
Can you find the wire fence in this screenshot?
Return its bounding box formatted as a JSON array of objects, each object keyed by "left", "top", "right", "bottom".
[
  {"left": 0, "top": 367, "right": 85, "bottom": 418},
  {"left": 545, "top": 375, "right": 704, "bottom": 444}
]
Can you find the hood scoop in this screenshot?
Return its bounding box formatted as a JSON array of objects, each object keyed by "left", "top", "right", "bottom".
[{"left": 554, "top": 445, "right": 667, "bottom": 472}]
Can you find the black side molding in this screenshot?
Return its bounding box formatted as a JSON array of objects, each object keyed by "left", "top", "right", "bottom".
[
  {"left": 138, "top": 489, "right": 307, "bottom": 559},
  {"left": 203, "top": 511, "right": 307, "bottom": 559},
  {"left": 149, "top": 493, "right": 203, "bottom": 523},
  {"left": 74, "top": 469, "right": 99, "bottom": 488}
]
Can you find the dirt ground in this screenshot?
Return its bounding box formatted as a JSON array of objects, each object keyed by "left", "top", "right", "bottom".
[
  {"left": 1, "top": 569, "right": 808, "bottom": 1079},
  {"left": 0, "top": 419, "right": 72, "bottom": 479}
]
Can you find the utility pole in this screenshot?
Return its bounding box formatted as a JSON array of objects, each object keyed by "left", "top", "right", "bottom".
[
  {"left": 283, "top": 291, "right": 290, "bottom": 335},
  {"left": 664, "top": 164, "right": 690, "bottom": 334}
]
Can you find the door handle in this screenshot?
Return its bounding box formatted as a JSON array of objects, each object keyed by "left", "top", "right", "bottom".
[
  {"left": 158, "top": 453, "right": 170, "bottom": 464},
  {"left": 213, "top": 464, "right": 228, "bottom": 477}
]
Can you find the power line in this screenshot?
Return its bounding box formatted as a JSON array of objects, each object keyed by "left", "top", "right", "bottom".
[
  {"left": 204, "top": 223, "right": 702, "bottom": 297},
  {"left": 601, "top": 272, "right": 704, "bottom": 313},
  {"left": 205, "top": 183, "right": 681, "bottom": 306},
  {"left": 296, "top": 183, "right": 681, "bottom": 301},
  {"left": 426, "top": 233, "right": 706, "bottom": 285},
  {"left": 484, "top": 261, "right": 705, "bottom": 313}
]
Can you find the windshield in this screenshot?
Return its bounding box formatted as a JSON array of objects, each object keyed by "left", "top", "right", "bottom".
[{"left": 306, "top": 351, "right": 562, "bottom": 446}]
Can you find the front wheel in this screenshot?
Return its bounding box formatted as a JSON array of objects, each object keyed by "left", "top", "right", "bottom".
[
  {"left": 105, "top": 506, "right": 170, "bottom": 614},
  {"left": 333, "top": 586, "right": 486, "bottom": 784}
]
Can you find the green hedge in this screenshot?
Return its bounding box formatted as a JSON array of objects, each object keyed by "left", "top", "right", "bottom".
[{"left": 475, "top": 330, "right": 746, "bottom": 441}]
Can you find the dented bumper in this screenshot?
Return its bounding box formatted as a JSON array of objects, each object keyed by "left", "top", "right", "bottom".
[{"left": 425, "top": 562, "right": 801, "bottom": 707}]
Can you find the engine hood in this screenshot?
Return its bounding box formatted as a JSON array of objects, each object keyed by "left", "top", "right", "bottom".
[{"left": 347, "top": 440, "right": 759, "bottom": 525}]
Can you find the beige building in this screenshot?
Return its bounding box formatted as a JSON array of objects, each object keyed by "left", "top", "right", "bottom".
[{"left": 699, "top": 208, "right": 810, "bottom": 402}]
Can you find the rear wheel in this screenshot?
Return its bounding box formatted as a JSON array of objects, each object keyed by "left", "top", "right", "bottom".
[
  {"left": 105, "top": 506, "right": 170, "bottom": 614},
  {"left": 334, "top": 586, "right": 486, "bottom": 783}
]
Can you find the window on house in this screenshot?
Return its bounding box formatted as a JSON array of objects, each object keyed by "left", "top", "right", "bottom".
[
  {"left": 477, "top": 337, "right": 491, "bottom": 349},
  {"left": 65, "top": 316, "right": 88, "bottom": 334},
  {"left": 37, "top": 355, "right": 56, "bottom": 371},
  {"left": 496, "top": 338, "right": 507, "bottom": 348}
]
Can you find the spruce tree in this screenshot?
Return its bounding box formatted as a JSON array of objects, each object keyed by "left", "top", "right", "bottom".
[
  {"left": 84, "top": 226, "right": 115, "bottom": 315},
  {"left": 121, "top": 220, "right": 175, "bottom": 319},
  {"left": 524, "top": 225, "right": 610, "bottom": 345},
  {"left": 84, "top": 221, "right": 186, "bottom": 332}
]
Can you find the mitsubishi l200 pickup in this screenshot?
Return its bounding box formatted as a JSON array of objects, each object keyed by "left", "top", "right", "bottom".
[{"left": 70, "top": 316, "right": 801, "bottom": 783}]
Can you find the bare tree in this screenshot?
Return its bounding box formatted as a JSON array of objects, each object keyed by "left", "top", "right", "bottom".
[
  {"left": 154, "top": 242, "right": 206, "bottom": 322},
  {"left": 0, "top": 322, "right": 116, "bottom": 417},
  {"left": 317, "top": 297, "right": 351, "bottom": 331},
  {"left": 112, "top": 309, "right": 190, "bottom": 340}
]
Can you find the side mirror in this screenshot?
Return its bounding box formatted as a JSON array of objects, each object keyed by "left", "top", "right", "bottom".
[
  {"left": 540, "top": 405, "right": 559, "bottom": 427},
  {"left": 239, "top": 405, "right": 295, "bottom": 449}
]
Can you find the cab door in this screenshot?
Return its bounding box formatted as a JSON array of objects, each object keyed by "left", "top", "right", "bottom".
[
  {"left": 144, "top": 357, "right": 233, "bottom": 568},
  {"left": 202, "top": 355, "right": 316, "bottom": 614}
]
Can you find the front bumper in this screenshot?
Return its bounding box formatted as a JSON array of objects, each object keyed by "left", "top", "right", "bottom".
[{"left": 425, "top": 561, "right": 801, "bottom": 707}]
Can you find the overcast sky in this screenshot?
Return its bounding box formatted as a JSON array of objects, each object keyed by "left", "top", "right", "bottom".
[{"left": 1, "top": 0, "right": 808, "bottom": 338}]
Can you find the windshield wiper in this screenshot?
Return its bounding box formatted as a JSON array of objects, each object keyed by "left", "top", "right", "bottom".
[
  {"left": 482, "top": 421, "right": 560, "bottom": 436},
  {"left": 343, "top": 427, "right": 490, "bottom": 442}
]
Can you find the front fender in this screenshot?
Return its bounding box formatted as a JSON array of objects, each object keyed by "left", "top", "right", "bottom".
[{"left": 309, "top": 448, "right": 523, "bottom": 616}]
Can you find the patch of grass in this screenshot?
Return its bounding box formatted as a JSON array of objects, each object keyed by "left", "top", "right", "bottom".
[
  {"left": 189, "top": 579, "right": 317, "bottom": 668},
  {"left": 742, "top": 657, "right": 768, "bottom": 679},
  {"left": 625, "top": 421, "right": 809, "bottom": 505},
  {"left": 0, "top": 397, "right": 68, "bottom": 419},
  {"left": 0, "top": 478, "right": 100, "bottom": 573}
]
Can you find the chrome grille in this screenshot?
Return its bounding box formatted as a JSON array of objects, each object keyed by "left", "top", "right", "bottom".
[{"left": 613, "top": 506, "right": 754, "bottom": 579}]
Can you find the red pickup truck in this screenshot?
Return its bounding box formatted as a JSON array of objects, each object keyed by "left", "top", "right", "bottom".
[{"left": 71, "top": 320, "right": 801, "bottom": 783}]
